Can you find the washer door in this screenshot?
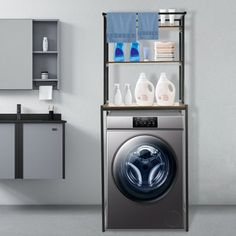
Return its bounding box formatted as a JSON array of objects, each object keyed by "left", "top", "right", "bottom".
[{"left": 113, "top": 135, "right": 177, "bottom": 202}]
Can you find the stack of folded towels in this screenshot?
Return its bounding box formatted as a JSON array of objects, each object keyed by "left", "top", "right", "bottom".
[{"left": 154, "top": 41, "right": 176, "bottom": 61}]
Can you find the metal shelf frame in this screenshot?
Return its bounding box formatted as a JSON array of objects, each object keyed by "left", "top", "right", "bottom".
[
  {"left": 102, "top": 12, "right": 186, "bottom": 105},
  {"left": 101, "top": 11, "right": 188, "bottom": 232}
]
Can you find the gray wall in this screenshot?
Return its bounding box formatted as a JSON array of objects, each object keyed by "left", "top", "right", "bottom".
[{"left": 0, "top": 0, "right": 234, "bottom": 205}]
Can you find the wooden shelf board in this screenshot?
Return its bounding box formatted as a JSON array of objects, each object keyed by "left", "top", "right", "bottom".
[
  {"left": 102, "top": 103, "right": 187, "bottom": 110},
  {"left": 159, "top": 25, "right": 181, "bottom": 29},
  {"left": 107, "top": 60, "right": 181, "bottom": 65}
]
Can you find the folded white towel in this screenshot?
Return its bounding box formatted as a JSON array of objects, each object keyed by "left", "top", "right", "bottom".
[
  {"left": 155, "top": 48, "right": 175, "bottom": 52},
  {"left": 155, "top": 57, "right": 174, "bottom": 61},
  {"left": 155, "top": 54, "right": 174, "bottom": 57},
  {"left": 154, "top": 41, "right": 176, "bottom": 47}
]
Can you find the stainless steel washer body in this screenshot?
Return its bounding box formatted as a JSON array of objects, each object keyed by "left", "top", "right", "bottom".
[{"left": 103, "top": 111, "right": 187, "bottom": 230}]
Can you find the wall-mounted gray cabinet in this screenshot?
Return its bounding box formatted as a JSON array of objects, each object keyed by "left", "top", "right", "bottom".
[
  {"left": 0, "top": 20, "right": 32, "bottom": 89},
  {"left": 0, "top": 124, "right": 15, "bottom": 179},
  {"left": 0, "top": 19, "right": 60, "bottom": 90},
  {"left": 23, "top": 124, "right": 63, "bottom": 179},
  {"left": 33, "top": 20, "right": 60, "bottom": 90}
]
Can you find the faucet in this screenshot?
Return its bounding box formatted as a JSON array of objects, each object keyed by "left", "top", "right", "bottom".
[{"left": 17, "top": 104, "right": 21, "bottom": 120}]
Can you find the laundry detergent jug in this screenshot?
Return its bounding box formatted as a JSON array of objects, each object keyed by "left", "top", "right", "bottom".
[
  {"left": 155, "top": 72, "right": 176, "bottom": 106},
  {"left": 135, "top": 73, "right": 154, "bottom": 106}
]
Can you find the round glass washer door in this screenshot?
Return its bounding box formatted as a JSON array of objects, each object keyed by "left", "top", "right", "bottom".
[{"left": 113, "top": 135, "right": 177, "bottom": 202}]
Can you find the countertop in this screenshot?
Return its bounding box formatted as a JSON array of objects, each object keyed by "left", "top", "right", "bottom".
[{"left": 0, "top": 114, "right": 67, "bottom": 123}]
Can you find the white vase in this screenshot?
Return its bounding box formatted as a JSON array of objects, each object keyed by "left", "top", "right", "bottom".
[{"left": 43, "top": 37, "right": 48, "bottom": 52}]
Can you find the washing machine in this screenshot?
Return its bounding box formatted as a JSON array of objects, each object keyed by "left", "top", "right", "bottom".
[{"left": 101, "top": 110, "right": 188, "bottom": 231}]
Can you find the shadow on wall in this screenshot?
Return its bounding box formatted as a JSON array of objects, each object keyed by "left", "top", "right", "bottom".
[
  {"left": 187, "top": 11, "right": 200, "bottom": 204},
  {"left": 0, "top": 123, "right": 101, "bottom": 204}
]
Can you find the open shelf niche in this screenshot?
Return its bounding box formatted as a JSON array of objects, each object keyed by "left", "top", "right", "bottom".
[{"left": 32, "top": 20, "right": 60, "bottom": 90}]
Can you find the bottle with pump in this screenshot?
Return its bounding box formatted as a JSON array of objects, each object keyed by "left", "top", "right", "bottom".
[
  {"left": 135, "top": 72, "right": 154, "bottom": 106},
  {"left": 124, "top": 84, "right": 132, "bottom": 105},
  {"left": 113, "top": 84, "right": 123, "bottom": 105},
  {"left": 155, "top": 72, "right": 176, "bottom": 106}
]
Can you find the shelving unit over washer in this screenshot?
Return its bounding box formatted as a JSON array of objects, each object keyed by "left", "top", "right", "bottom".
[
  {"left": 100, "top": 12, "right": 188, "bottom": 232},
  {"left": 102, "top": 11, "right": 186, "bottom": 108}
]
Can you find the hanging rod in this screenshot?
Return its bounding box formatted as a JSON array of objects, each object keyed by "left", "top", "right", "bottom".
[{"left": 102, "top": 12, "right": 187, "bottom": 16}]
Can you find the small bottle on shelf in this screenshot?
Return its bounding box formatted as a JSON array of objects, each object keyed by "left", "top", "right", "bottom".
[
  {"left": 41, "top": 71, "right": 49, "bottom": 80},
  {"left": 113, "top": 84, "right": 123, "bottom": 105},
  {"left": 159, "top": 9, "right": 167, "bottom": 26},
  {"left": 130, "top": 42, "right": 140, "bottom": 62},
  {"left": 143, "top": 46, "right": 150, "bottom": 61},
  {"left": 48, "top": 105, "right": 54, "bottom": 120},
  {"left": 124, "top": 84, "right": 132, "bottom": 105},
  {"left": 114, "top": 43, "right": 124, "bottom": 62},
  {"left": 168, "top": 9, "right": 176, "bottom": 26},
  {"left": 42, "top": 37, "right": 48, "bottom": 52}
]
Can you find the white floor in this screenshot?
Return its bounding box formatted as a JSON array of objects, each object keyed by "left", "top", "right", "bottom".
[{"left": 0, "top": 206, "right": 235, "bottom": 236}]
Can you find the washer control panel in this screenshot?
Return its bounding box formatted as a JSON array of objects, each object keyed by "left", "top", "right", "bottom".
[{"left": 133, "top": 117, "right": 158, "bottom": 128}]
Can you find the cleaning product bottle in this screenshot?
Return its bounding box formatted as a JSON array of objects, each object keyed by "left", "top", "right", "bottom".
[
  {"left": 155, "top": 72, "right": 176, "bottom": 106},
  {"left": 130, "top": 42, "right": 140, "bottom": 62},
  {"left": 114, "top": 43, "right": 124, "bottom": 62},
  {"left": 124, "top": 83, "right": 132, "bottom": 105},
  {"left": 135, "top": 73, "right": 154, "bottom": 106},
  {"left": 113, "top": 84, "right": 123, "bottom": 105}
]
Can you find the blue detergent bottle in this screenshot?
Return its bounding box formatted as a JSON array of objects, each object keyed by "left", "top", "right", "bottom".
[
  {"left": 130, "top": 42, "right": 140, "bottom": 62},
  {"left": 114, "top": 43, "right": 124, "bottom": 62}
]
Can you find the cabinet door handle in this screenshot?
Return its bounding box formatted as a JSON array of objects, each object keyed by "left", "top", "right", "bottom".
[{"left": 52, "top": 128, "right": 58, "bottom": 131}]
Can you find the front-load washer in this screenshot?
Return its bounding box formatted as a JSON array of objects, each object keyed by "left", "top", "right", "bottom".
[{"left": 102, "top": 111, "right": 188, "bottom": 231}]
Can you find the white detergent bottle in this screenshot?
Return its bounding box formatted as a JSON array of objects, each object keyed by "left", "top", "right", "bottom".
[
  {"left": 135, "top": 72, "right": 154, "bottom": 106},
  {"left": 113, "top": 84, "right": 123, "bottom": 105},
  {"left": 124, "top": 84, "right": 132, "bottom": 105},
  {"left": 155, "top": 72, "right": 176, "bottom": 106}
]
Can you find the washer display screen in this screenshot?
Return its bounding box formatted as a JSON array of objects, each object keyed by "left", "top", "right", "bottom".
[{"left": 113, "top": 135, "right": 177, "bottom": 202}]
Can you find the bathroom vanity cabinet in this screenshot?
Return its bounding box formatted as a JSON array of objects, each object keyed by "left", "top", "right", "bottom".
[
  {"left": 23, "top": 124, "right": 64, "bottom": 179},
  {"left": 0, "top": 115, "right": 66, "bottom": 179},
  {"left": 0, "top": 19, "right": 60, "bottom": 90},
  {"left": 0, "top": 124, "right": 15, "bottom": 178}
]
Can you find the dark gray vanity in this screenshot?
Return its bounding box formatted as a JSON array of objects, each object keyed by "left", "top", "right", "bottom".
[{"left": 0, "top": 113, "right": 66, "bottom": 179}]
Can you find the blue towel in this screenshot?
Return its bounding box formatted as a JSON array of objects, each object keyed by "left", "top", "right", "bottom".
[
  {"left": 106, "top": 13, "right": 137, "bottom": 43},
  {"left": 138, "top": 12, "right": 159, "bottom": 40}
]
